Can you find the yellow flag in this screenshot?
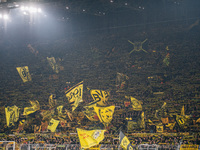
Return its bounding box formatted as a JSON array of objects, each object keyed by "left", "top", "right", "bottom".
[
  {"left": 84, "top": 104, "right": 99, "bottom": 122},
  {"left": 47, "top": 57, "right": 59, "bottom": 73},
  {"left": 65, "top": 81, "right": 83, "bottom": 111},
  {"left": 23, "top": 100, "right": 40, "bottom": 116},
  {"left": 5, "top": 105, "right": 19, "bottom": 127},
  {"left": 181, "top": 105, "right": 185, "bottom": 116},
  {"left": 126, "top": 96, "right": 142, "bottom": 111},
  {"left": 57, "top": 105, "right": 66, "bottom": 119},
  {"left": 48, "top": 94, "right": 57, "bottom": 108},
  {"left": 47, "top": 118, "right": 60, "bottom": 132},
  {"left": 166, "top": 122, "right": 176, "bottom": 130},
  {"left": 119, "top": 131, "right": 134, "bottom": 150},
  {"left": 140, "top": 112, "right": 145, "bottom": 128},
  {"left": 156, "top": 125, "right": 163, "bottom": 133},
  {"left": 176, "top": 115, "right": 188, "bottom": 128},
  {"left": 94, "top": 106, "right": 115, "bottom": 126},
  {"left": 16, "top": 66, "right": 32, "bottom": 82},
  {"left": 77, "top": 128, "right": 106, "bottom": 149},
  {"left": 180, "top": 144, "right": 199, "bottom": 150},
  {"left": 90, "top": 90, "right": 110, "bottom": 106}
]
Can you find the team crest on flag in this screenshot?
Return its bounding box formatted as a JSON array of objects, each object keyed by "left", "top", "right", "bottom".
[
  {"left": 65, "top": 81, "right": 83, "bottom": 112},
  {"left": 5, "top": 105, "right": 19, "bottom": 127},
  {"left": 16, "top": 66, "right": 32, "bottom": 82},
  {"left": 90, "top": 90, "right": 110, "bottom": 106},
  {"left": 77, "top": 128, "right": 106, "bottom": 149},
  {"left": 94, "top": 106, "right": 115, "bottom": 126}
]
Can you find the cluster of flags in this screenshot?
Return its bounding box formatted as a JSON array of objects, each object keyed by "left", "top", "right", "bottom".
[
  {"left": 76, "top": 129, "right": 133, "bottom": 149},
  {"left": 16, "top": 56, "right": 62, "bottom": 83}
]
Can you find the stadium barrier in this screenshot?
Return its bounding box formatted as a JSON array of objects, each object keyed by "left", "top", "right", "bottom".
[
  {"left": 16, "top": 143, "right": 200, "bottom": 150},
  {"left": 0, "top": 141, "right": 15, "bottom": 150}
]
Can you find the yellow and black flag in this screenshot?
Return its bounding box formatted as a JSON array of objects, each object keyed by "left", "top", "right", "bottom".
[
  {"left": 47, "top": 118, "right": 60, "bottom": 132},
  {"left": 119, "top": 131, "right": 134, "bottom": 150},
  {"left": 47, "top": 57, "right": 59, "bottom": 73},
  {"left": 16, "top": 66, "right": 32, "bottom": 82},
  {"left": 176, "top": 115, "right": 189, "bottom": 129},
  {"left": 65, "top": 81, "right": 83, "bottom": 112},
  {"left": 156, "top": 125, "right": 164, "bottom": 133},
  {"left": 23, "top": 100, "right": 40, "bottom": 116},
  {"left": 83, "top": 104, "right": 99, "bottom": 122},
  {"left": 125, "top": 96, "right": 142, "bottom": 111},
  {"left": 94, "top": 105, "right": 115, "bottom": 127},
  {"left": 57, "top": 105, "right": 66, "bottom": 119},
  {"left": 90, "top": 89, "right": 110, "bottom": 106},
  {"left": 5, "top": 105, "right": 19, "bottom": 127},
  {"left": 77, "top": 128, "right": 106, "bottom": 149}
]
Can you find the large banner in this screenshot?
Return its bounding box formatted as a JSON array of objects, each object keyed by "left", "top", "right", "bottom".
[
  {"left": 77, "top": 128, "right": 106, "bottom": 149},
  {"left": 5, "top": 105, "right": 19, "bottom": 127},
  {"left": 90, "top": 90, "right": 110, "bottom": 106},
  {"left": 16, "top": 66, "right": 32, "bottom": 82},
  {"left": 65, "top": 81, "right": 83, "bottom": 112},
  {"left": 180, "top": 145, "right": 199, "bottom": 150}
]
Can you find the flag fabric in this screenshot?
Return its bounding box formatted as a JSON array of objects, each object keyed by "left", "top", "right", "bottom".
[
  {"left": 16, "top": 66, "right": 32, "bottom": 82},
  {"left": 155, "top": 102, "right": 167, "bottom": 120},
  {"left": 127, "top": 121, "right": 138, "bottom": 131},
  {"left": 77, "top": 128, "right": 106, "bottom": 149},
  {"left": 161, "top": 117, "right": 169, "bottom": 124},
  {"left": 57, "top": 105, "right": 66, "bottom": 119},
  {"left": 124, "top": 101, "right": 131, "bottom": 107},
  {"left": 47, "top": 118, "right": 60, "bottom": 132},
  {"left": 181, "top": 105, "right": 185, "bottom": 116},
  {"left": 163, "top": 53, "right": 170, "bottom": 66},
  {"left": 90, "top": 90, "right": 110, "bottom": 106},
  {"left": 140, "top": 112, "right": 145, "bottom": 128},
  {"left": 125, "top": 96, "right": 142, "bottom": 111},
  {"left": 176, "top": 115, "right": 189, "bottom": 129},
  {"left": 196, "top": 118, "right": 200, "bottom": 123},
  {"left": 47, "top": 57, "right": 59, "bottom": 73},
  {"left": 156, "top": 125, "right": 164, "bottom": 133},
  {"left": 23, "top": 100, "right": 40, "bottom": 116},
  {"left": 116, "top": 72, "right": 129, "bottom": 90},
  {"left": 5, "top": 105, "right": 19, "bottom": 127},
  {"left": 83, "top": 104, "right": 99, "bottom": 122},
  {"left": 94, "top": 105, "right": 115, "bottom": 126},
  {"left": 166, "top": 122, "right": 176, "bottom": 130},
  {"left": 48, "top": 94, "right": 57, "bottom": 109},
  {"left": 65, "top": 81, "right": 83, "bottom": 112},
  {"left": 119, "top": 131, "right": 134, "bottom": 150}
]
